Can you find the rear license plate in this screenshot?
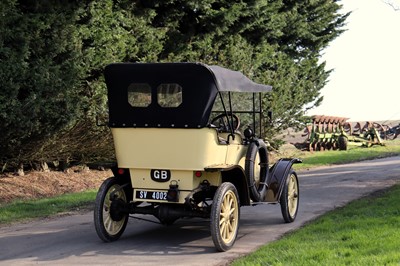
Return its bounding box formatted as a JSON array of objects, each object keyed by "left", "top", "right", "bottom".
[{"left": 136, "top": 190, "right": 168, "bottom": 201}]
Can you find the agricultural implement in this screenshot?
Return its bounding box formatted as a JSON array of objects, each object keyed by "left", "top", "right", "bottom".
[
  {"left": 303, "top": 115, "right": 385, "bottom": 151},
  {"left": 381, "top": 123, "right": 400, "bottom": 140}
]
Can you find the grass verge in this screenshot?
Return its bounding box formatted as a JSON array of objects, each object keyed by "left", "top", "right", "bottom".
[
  {"left": 287, "top": 139, "right": 400, "bottom": 170},
  {"left": 0, "top": 190, "right": 97, "bottom": 225},
  {"left": 232, "top": 184, "right": 400, "bottom": 265}
]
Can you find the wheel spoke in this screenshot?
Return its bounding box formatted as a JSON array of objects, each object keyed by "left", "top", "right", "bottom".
[
  {"left": 227, "top": 197, "right": 232, "bottom": 210},
  {"left": 289, "top": 200, "right": 294, "bottom": 211},
  {"left": 105, "top": 216, "right": 113, "bottom": 232},
  {"left": 227, "top": 221, "right": 234, "bottom": 233},
  {"left": 222, "top": 199, "right": 228, "bottom": 212},
  {"left": 287, "top": 175, "right": 298, "bottom": 216},
  {"left": 219, "top": 191, "right": 238, "bottom": 242},
  {"left": 104, "top": 215, "right": 111, "bottom": 226},
  {"left": 222, "top": 224, "right": 228, "bottom": 239}
]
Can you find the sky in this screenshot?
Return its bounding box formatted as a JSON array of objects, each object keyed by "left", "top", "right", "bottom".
[{"left": 306, "top": 0, "right": 400, "bottom": 122}]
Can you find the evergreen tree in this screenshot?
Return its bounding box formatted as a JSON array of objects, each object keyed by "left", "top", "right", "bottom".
[
  {"left": 143, "top": 0, "right": 349, "bottom": 145},
  {"left": 0, "top": 0, "right": 349, "bottom": 168},
  {"left": 75, "top": 0, "right": 165, "bottom": 118},
  {"left": 0, "top": 0, "right": 82, "bottom": 161},
  {"left": 0, "top": 0, "right": 165, "bottom": 167}
]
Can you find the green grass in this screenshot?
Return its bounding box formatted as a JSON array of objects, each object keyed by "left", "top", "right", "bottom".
[
  {"left": 232, "top": 139, "right": 400, "bottom": 265},
  {"left": 291, "top": 139, "right": 400, "bottom": 170},
  {"left": 0, "top": 190, "right": 97, "bottom": 225},
  {"left": 232, "top": 184, "right": 400, "bottom": 265}
]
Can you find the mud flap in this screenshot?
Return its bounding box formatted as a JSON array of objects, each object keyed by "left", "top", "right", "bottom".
[{"left": 263, "top": 158, "right": 302, "bottom": 203}]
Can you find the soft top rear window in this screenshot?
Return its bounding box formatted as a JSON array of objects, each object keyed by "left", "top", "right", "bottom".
[
  {"left": 127, "top": 83, "right": 151, "bottom": 107},
  {"left": 157, "top": 83, "right": 182, "bottom": 108}
]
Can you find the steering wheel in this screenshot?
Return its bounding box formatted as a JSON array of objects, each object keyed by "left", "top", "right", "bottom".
[{"left": 210, "top": 113, "right": 240, "bottom": 132}]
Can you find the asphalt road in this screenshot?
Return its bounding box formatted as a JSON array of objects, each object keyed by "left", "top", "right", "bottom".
[{"left": 1, "top": 156, "right": 399, "bottom": 266}]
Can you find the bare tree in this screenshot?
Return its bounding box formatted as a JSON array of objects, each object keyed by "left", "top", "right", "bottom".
[{"left": 383, "top": 0, "right": 400, "bottom": 11}]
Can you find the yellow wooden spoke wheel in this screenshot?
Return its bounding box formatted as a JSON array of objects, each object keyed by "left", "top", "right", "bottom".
[{"left": 211, "top": 182, "right": 240, "bottom": 251}]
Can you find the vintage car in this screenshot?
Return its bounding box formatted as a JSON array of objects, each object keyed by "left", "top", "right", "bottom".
[{"left": 94, "top": 62, "right": 301, "bottom": 251}]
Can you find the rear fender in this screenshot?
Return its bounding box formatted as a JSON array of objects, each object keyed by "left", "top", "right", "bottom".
[
  {"left": 108, "top": 165, "right": 133, "bottom": 201},
  {"left": 111, "top": 165, "right": 131, "bottom": 182},
  {"left": 264, "top": 158, "right": 302, "bottom": 203},
  {"left": 220, "top": 166, "right": 251, "bottom": 206}
]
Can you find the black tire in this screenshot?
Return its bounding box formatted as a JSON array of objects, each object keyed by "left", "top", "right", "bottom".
[
  {"left": 338, "top": 135, "right": 348, "bottom": 150},
  {"left": 245, "top": 140, "right": 269, "bottom": 202},
  {"left": 94, "top": 176, "right": 129, "bottom": 242},
  {"left": 280, "top": 170, "right": 299, "bottom": 223},
  {"left": 210, "top": 182, "right": 240, "bottom": 252}
]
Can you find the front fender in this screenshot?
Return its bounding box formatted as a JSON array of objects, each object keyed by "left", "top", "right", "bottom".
[{"left": 264, "top": 158, "right": 302, "bottom": 203}]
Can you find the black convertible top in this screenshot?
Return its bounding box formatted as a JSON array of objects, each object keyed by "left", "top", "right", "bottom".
[
  {"left": 207, "top": 65, "right": 272, "bottom": 93},
  {"left": 105, "top": 62, "right": 272, "bottom": 128}
]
